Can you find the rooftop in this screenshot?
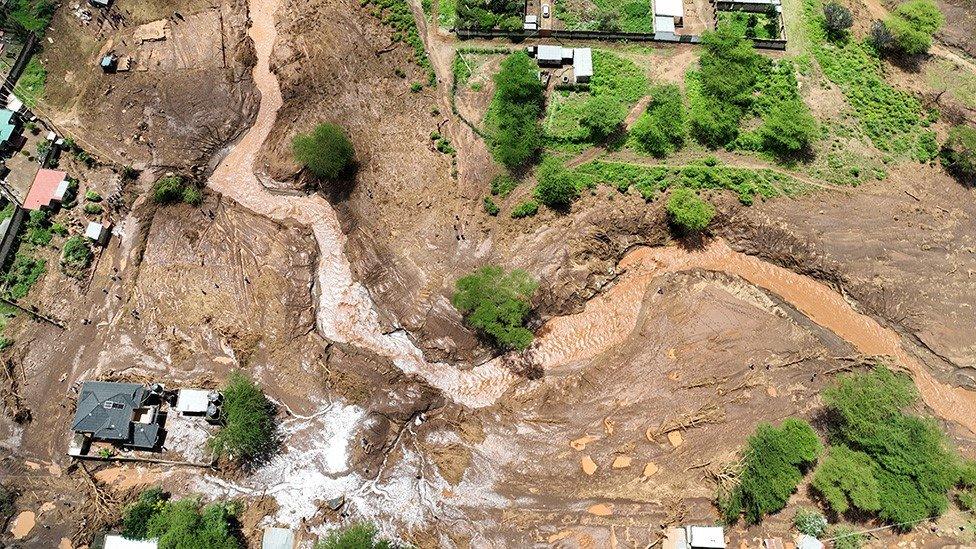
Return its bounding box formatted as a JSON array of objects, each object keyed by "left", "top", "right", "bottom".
[
  {"left": 23, "top": 168, "right": 67, "bottom": 210},
  {"left": 71, "top": 381, "right": 161, "bottom": 449},
  {"left": 654, "top": 0, "right": 684, "bottom": 17}
]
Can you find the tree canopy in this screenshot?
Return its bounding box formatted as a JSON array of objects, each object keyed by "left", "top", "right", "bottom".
[
  {"left": 759, "top": 99, "right": 818, "bottom": 157},
  {"left": 452, "top": 266, "right": 538, "bottom": 350},
  {"left": 316, "top": 523, "right": 398, "bottom": 549},
  {"left": 630, "top": 84, "right": 686, "bottom": 157},
  {"left": 666, "top": 187, "right": 715, "bottom": 234},
  {"left": 940, "top": 124, "right": 976, "bottom": 184},
  {"left": 209, "top": 372, "right": 276, "bottom": 465},
  {"left": 489, "top": 52, "right": 545, "bottom": 169},
  {"left": 823, "top": 1, "right": 854, "bottom": 36},
  {"left": 292, "top": 123, "right": 355, "bottom": 180},
  {"left": 580, "top": 96, "right": 627, "bottom": 141},
  {"left": 881, "top": 0, "right": 944, "bottom": 55},
  {"left": 121, "top": 489, "right": 239, "bottom": 549},
  {"left": 533, "top": 158, "right": 579, "bottom": 210}
]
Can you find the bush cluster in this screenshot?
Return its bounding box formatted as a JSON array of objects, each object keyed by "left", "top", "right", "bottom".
[
  {"left": 793, "top": 507, "right": 828, "bottom": 537},
  {"left": 533, "top": 158, "right": 579, "bottom": 210},
  {"left": 580, "top": 96, "right": 627, "bottom": 142},
  {"left": 666, "top": 187, "right": 715, "bottom": 234},
  {"left": 121, "top": 489, "right": 240, "bottom": 549},
  {"left": 879, "top": 0, "right": 944, "bottom": 55},
  {"left": 822, "top": 1, "right": 853, "bottom": 36},
  {"left": 630, "top": 84, "right": 686, "bottom": 157},
  {"left": 720, "top": 418, "right": 822, "bottom": 524},
  {"left": 316, "top": 523, "right": 398, "bottom": 549},
  {"left": 292, "top": 123, "right": 355, "bottom": 180},
  {"left": 60, "top": 236, "right": 93, "bottom": 279},
  {"left": 487, "top": 52, "right": 545, "bottom": 170},
  {"left": 4, "top": 253, "right": 45, "bottom": 299},
  {"left": 455, "top": 0, "right": 522, "bottom": 30},
  {"left": 209, "top": 372, "right": 277, "bottom": 464},
  {"left": 152, "top": 175, "right": 203, "bottom": 206},
  {"left": 451, "top": 266, "right": 537, "bottom": 350},
  {"left": 940, "top": 124, "right": 976, "bottom": 183},
  {"left": 1, "top": 0, "right": 55, "bottom": 36}
]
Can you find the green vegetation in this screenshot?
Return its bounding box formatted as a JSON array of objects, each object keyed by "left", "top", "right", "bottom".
[
  {"left": 452, "top": 266, "right": 537, "bottom": 350},
  {"left": 4, "top": 253, "right": 45, "bottom": 299},
  {"left": 0, "top": 485, "right": 15, "bottom": 529},
  {"left": 362, "top": 0, "right": 434, "bottom": 81},
  {"left": 438, "top": 0, "right": 458, "bottom": 27},
  {"left": 1, "top": 0, "right": 55, "bottom": 35},
  {"left": 574, "top": 160, "right": 806, "bottom": 204},
  {"left": 209, "top": 372, "right": 276, "bottom": 464},
  {"left": 486, "top": 52, "right": 544, "bottom": 169},
  {"left": 830, "top": 525, "right": 866, "bottom": 549},
  {"left": 455, "top": 0, "right": 522, "bottom": 30},
  {"left": 490, "top": 174, "right": 519, "bottom": 197},
  {"left": 152, "top": 175, "right": 204, "bottom": 206},
  {"left": 716, "top": 10, "right": 780, "bottom": 39},
  {"left": 316, "top": 523, "right": 397, "bottom": 549},
  {"left": 483, "top": 196, "right": 500, "bottom": 216},
  {"left": 83, "top": 202, "right": 103, "bottom": 215},
  {"left": 556, "top": 0, "right": 652, "bottom": 32},
  {"left": 629, "top": 84, "right": 686, "bottom": 157},
  {"left": 666, "top": 187, "right": 714, "bottom": 234},
  {"left": 822, "top": 1, "right": 853, "bottom": 36},
  {"left": 881, "top": 0, "right": 944, "bottom": 55},
  {"left": 14, "top": 56, "right": 45, "bottom": 108},
  {"left": 941, "top": 124, "right": 976, "bottom": 183},
  {"left": 816, "top": 367, "right": 974, "bottom": 527},
  {"left": 85, "top": 190, "right": 102, "bottom": 202},
  {"left": 293, "top": 123, "right": 355, "bottom": 180},
  {"left": 121, "top": 489, "right": 240, "bottom": 549},
  {"left": 60, "top": 236, "right": 93, "bottom": 279},
  {"left": 580, "top": 96, "right": 627, "bottom": 141},
  {"left": 793, "top": 507, "right": 827, "bottom": 537},
  {"left": 759, "top": 99, "right": 818, "bottom": 157},
  {"left": 804, "top": 0, "right": 931, "bottom": 157},
  {"left": 534, "top": 158, "right": 579, "bottom": 210},
  {"left": 510, "top": 200, "right": 539, "bottom": 218},
  {"left": 720, "top": 418, "right": 822, "bottom": 524},
  {"left": 25, "top": 210, "right": 52, "bottom": 246}
]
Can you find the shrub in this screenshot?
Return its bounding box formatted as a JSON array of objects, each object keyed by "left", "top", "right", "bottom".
[
  {"left": 490, "top": 174, "right": 519, "bottom": 197},
  {"left": 451, "top": 266, "right": 537, "bottom": 350},
  {"left": 533, "top": 158, "right": 579, "bottom": 210},
  {"left": 811, "top": 445, "right": 881, "bottom": 515},
  {"left": 152, "top": 175, "right": 203, "bottom": 206},
  {"left": 488, "top": 52, "right": 544, "bottom": 169},
  {"left": 869, "top": 20, "right": 895, "bottom": 51},
  {"left": 25, "top": 209, "right": 51, "bottom": 246},
  {"left": 580, "top": 96, "right": 627, "bottom": 141},
  {"left": 759, "top": 99, "right": 818, "bottom": 157},
  {"left": 830, "top": 525, "right": 866, "bottom": 549},
  {"left": 4, "top": 253, "right": 45, "bottom": 299},
  {"left": 209, "top": 372, "right": 276, "bottom": 464},
  {"left": 823, "top": 2, "right": 853, "bottom": 36},
  {"left": 821, "top": 367, "right": 964, "bottom": 528},
  {"left": 146, "top": 498, "right": 239, "bottom": 549},
  {"left": 317, "top": 523, "right": 396, "bottom": 549},
  {"left": 793, "top": 507, "right": 828, "bottom": 537},
  {"left": 83, "top": 202, "right": 103, "bottom": 215},
  {"left": 51, "top": 222, "right": 67, "bottom": 236},
  {"left": 721, "top": 418, "right": 822, "bottom": 524},
  {"left": 483, "top": 196, "right": 500, "bottom": 216},
  {"left": 510, "top": 200, "right": 539, "bottom": 218},
  {"left": 631, "top": 84, "right": 686, "bottom": 157},
  {"left": 2, "top": 0, "right": 56, "bottom": 36},
  {"left": 882, "top": 0, "right": 944, "bottom": 55},
  {"left": 292, "top": 123, "right": 355, "bottom": 180},
  {"left": 940, "top": 124, "right": 976, "bottom": 183},
  {"left": 84, "top": 190, "right": 102, "bottom": 202},
  {"left": 0, "top": 484, "right": 15, "bottom": 524},
  {"left": 699, "top": 24, "right": 761, "bottom": 106},
  {"left": 689, "top": 83, "right": 743, "bottom": 149},
  {"left": 666, "top": 187, "right": 715, "bottom": 234},
  {"left": 60, "top": 236, "right": 93, "bottom": 278},
  {"left": 122, "top": 487, "right": 165, "bottom": 540}
]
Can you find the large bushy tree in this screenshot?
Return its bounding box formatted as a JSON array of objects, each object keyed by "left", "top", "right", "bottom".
[
  {"left": 580, "top": 96, "right": 627, "bottom": 141},
  {"left": 209, "top": 372, "right": 276, "bottom": 464},
  {"left": 822, "top": 1, "right": 854, "bottom": 37},
  {"left": 759, "top": 99, "right": 818, "bottom": 157},
  {"left": 940, "top": 124, "right": 976, "bottom": 184},
  {"left": 881, "top": 0, "right": 944, "bottom": 55},
  {"left": 533, "top": 157, "right": 579, "bottom": 210},
  {"left": 452, "top": 266, "right": 537, "bottom": 350},
  {"left": 293, "top": 123, "right": 355, "bottom": 180},
  {"left": 630, "top": 84, "right": 686, "bottom": 157},
  {"left": 489, "top": 52, "right": 545, "bottom": 170},
  {"left": 666, "top": 187, "right": 715, "bottom": 234}
]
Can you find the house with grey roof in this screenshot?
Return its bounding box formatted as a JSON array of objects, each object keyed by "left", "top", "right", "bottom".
[{"left": 71, "top": 381, "right": 163, "bottom": 450}]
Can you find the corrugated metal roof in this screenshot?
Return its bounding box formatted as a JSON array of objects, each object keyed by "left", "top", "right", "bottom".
[
  {"left": 104, "top": 535, "right": 158, "bottom": 549},
  {"left": 654, "top": 0, "right": 684, "bottom": 17},
  {"left": 263, "top": 527, "right": 295, "bottom": 549},
  {"left": 537, "top": 44, "right": 563, "bottom": 61},
  {"left": 573, "top": 48, "right": 593, "bottom": 78}
]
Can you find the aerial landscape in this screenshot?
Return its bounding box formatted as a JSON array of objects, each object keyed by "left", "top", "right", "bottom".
[{"left": 0, "top": 0, "right": 974, "bottom": 545}]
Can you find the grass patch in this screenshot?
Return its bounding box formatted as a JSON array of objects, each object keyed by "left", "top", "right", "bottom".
[
  {"left": 716, "top": 10, "right": 781, "bottom": 39},
  {"left": 573, "top": 160, "right": 806, "bottom": 204},
  {"left": 803, "top": 0, "right": 931, "bottom": 157},
  {"left": 438, "top": 0, "right": 457, "bottom": 27},
  {"left": 14, "top": 55, "right": 46, "bottom": 108},
  {"left": 924, "top": 58, "right": 976, "bottom": 110},
  {"left": 558, "top": 0, "right": 653, "bottom": 32},
  {"left": 3, "top": 253, "right": 45, "bottom": 299}
]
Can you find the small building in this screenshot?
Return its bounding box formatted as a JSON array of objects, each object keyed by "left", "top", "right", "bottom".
[
  {"left": 0, "top": 108, "right": 19, "bottom": 150},
  {"left": 536, "top": 44, "right": 572, "bottom": 66},
  {"left": 23, "top": 168, "right": 69, "bottom": 210},
  {"left": 174, "top": 389, "right": 211, "bottom": 415},
  {"left": 654, "top": 0, "right": 684, "bottom": 27},
  {"left": 666, "top": 526, "right": 726, "bottom": 549},
  {"left": 85, "top": 221, "right": 110, "bottom": 245},
  {"left": 796, "top": 535, "right": 824, "bottom": 549},
  {"left": 531, "top": 45, "right": 593, "bottom": 84},
  {"left": 71, "top": 381, "right": 163, "bottom": 451},
  {"left": 104, "top": 535, "right": 158, "bottom": 549},
  {"left": 654, "top": 14, "right": 677, "bottom": 37},
  {"left": 572, "top": 47, "right": 592, "bottom": 83},
  {"left": 89, "top": 0, "right": 112, "bottom": 7},
  {"left": 262, "top": 527, "right": 296, "bottom": 549},
  {"left": 524, "top": 14, "right": 538, "bottom": 30}
]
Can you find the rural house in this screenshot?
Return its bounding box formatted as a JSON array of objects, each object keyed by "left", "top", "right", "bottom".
[
  {"left": 23, "top": 168, "right": 69, "bottom": 210},
  {"left": 71, "top": 381, "right": 164, "bottom": 450}
]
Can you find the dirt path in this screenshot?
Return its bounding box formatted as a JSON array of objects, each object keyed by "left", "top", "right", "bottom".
[
  {"left": 530, "top": 239, "right": 976, "bottom": 434},
  {"left": 205, "top": 0, "right": 516, "bottom": 409},
  {"left": 564, "top": 96, "right": 651, "bottom": 169}
]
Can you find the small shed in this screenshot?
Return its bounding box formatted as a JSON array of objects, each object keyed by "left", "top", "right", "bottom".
[
  {"left": 654, "top": 0, "right": 684, "bottom": 25},
  {"left": 85, "top": 221, "right": 110, "bottom": 245},
  {"left": 572, "top": 48, "right": 592, "bottom": 83},
  {"left": 536, "top": 44, "right": 564, "bottom": 66},
  {"left": 262, "top": 527, "right": 295, "bottom": 549},
  {"left": 104, "top": 535, "right": 158, "bottom": 549},
  {"left": 686, "top": 526, "right": 726, "bottom": 549},
  {"left": 100, "top": 54, "right": 118, "bottom": 72},
  {"left": 654, "top": 14, "right": 677, "bottom": 35},
  {"left": 174, "top": 389, "right": 211, "bottom": 415},
  {"left": 23, "top": 169, "right": 68, "bottom": 210}
]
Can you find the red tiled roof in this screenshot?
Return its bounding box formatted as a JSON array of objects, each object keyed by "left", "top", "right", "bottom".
[{"left": 23, "top": 168, "right": 66, "bottom": 210}]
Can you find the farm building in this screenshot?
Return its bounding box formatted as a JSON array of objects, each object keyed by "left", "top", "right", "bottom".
[{"left": 530, "top": 45, "right": 593, "bottom": 84}]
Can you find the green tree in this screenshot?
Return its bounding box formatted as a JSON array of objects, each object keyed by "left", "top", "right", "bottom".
[
  {"left": 940, "top": 124, "right": 976, "bottom": 183},
  {"left": 666, "top": 187, "right": 715, "bottom": 234},
  {"left": 452, "top": 266, "right": 537, "bottom": 350},
  {"left": 209, "top": 373, "right": 276, "bottom": 464},
  {"left": 721, "top": 418, "right": 822, "bottom": 524},
  {"left": 122, "top": 488, "right": 166, "bottom": 540},
  {"left": 699, "top": 24, "right": 761, "bottom": 106},
  {"left": 316, "top": 523, "right": 397, "bottom": 549},
  {"left": 689, "top": 94, "right": 743, "bottom": 149},
  {"left": 882, "top": 0, "right": 944, "bottom": 55},
  {"left": 580, "top": 96, "right": 627, "bottom": 141},
  {"left": 146, "top": 499, "right": 239, "bottom": 549},
  {"left": 822, "top": 2, "right": 854, "bottom": 37},
  {"left": 759, "top": 99, "right": 818, "bottom": 157},
  {"left": 153, "top": 175, "right": 203, "bottom": 206},
  {"left": 1, "top": 0, "right": 56, "bottom": 36},
  {"left": 60, "top": 236, "right": 93, "bottom": 279},
  {"left": 811, "top": 445, "right": 881, "bottom": 515},
  {"left": 533, "top": 158, "right": 579, "bottom": 210},
  {"left": 489, "top": 52, "right": 545, "bottom": 169},
  {"left": 293, "top": 123, "right": 355, "bottom": 180},
  {"left": 631, "top": 84, "right": 686, "bottom": 157}
]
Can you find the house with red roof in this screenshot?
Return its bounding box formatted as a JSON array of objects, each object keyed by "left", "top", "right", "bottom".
[{"left": 23, "top": 168, "right": 68, "bottom": 210}]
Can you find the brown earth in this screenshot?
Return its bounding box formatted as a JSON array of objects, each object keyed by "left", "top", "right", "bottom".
[{"left": 38, "top": 0, "right": 258, "bottom": 169}]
